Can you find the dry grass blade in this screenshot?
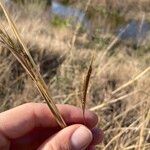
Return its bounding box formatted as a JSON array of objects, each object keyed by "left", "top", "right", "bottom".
[
  {"left": 0, "top": 2, "right": 67, "bottom": 128},
  {"left": 112, "top": 66, "right": 150, "bottom": 95},
  {"left": 103, "top": 119, "right": 142, "bottom": 150},
  {"left": 90, "top": 90, "right": 140, "bottom": 111},
  {"left": 70, "top": 0, "right": 91, "bottom": 50},
  {"left": 81, "top": 55, "right": 94, "bottom": 119}
]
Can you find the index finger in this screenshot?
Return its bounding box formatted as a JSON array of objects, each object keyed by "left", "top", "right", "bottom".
[{"left": 0, "top": 103, "right": 98, "bottom": 139}]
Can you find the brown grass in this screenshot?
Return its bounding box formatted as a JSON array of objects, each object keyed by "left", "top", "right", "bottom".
[
  {"left": 0, "top": 1, "right": 66, "bottom": 128},
  {"left": 0, "top": 1, "right": 150, "bottom": 149},
  {"left": 81, "top": 54, "right": 94, "bottom": 120}
]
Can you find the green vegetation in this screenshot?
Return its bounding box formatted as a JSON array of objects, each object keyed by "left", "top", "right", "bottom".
[{"left": 52, "top": 16, "right": 71, "bottom": 28}]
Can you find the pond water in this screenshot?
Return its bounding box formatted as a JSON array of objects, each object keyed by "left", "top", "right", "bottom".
[
  {"left": 51, "top": 1, "right": 150, "bottom": 45},
  {"left": 117, "top": 20, "right": 150, "bottom": 45},
  {"left": 51, "top": 1, "right": 91, "bottom": 30}
]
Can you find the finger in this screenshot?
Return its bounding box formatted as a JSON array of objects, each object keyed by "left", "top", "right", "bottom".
[
  {"left": 10, "top": 127, "right": 103, "bottom": 149},
  {"left": 88, "top": 145, "right": 96, "bottom": 150},
  {"left": 10, "top": 125, "right": 103, "bottom": 149},
  {"left": 38, "top": 125, "right": 93, "bottom": 150},
  {"left": 10, "top": 127, "right": 57, "bottom": 150},
  {"left": 91, "top": 128, "right": 104, "bottom": 145},
  {"left": 0, "top": 103, "right": 98, "bottom": 139}
]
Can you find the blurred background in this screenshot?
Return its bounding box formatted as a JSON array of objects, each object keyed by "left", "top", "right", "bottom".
[{"left": 0, "top": 0, "right": 150, "bottom": 149}]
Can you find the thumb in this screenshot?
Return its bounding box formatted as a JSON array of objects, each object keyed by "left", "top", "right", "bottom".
[{"left": 38, "top": 125, "right": 93, "bottom": 150}]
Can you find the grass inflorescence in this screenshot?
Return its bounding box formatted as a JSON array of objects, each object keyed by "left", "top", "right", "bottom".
[{"left": 0, "top": 1, "right": 66, "bottom": 128}]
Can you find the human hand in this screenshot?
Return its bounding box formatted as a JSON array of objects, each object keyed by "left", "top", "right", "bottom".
[{"left": 0, "top": 103, "right": 103, "bottom": 150}]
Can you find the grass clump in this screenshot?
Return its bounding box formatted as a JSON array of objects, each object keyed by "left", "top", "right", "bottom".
[
  {"left": 0, "top": 0, "right": 150, "bottom": 149},
  {"left": 0, "top": 1, "right": 66, "bottom": 128}
]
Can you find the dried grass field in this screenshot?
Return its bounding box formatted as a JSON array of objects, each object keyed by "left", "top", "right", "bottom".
[{"left": 0, "top": 0, "right": 150, "bottom": 149}]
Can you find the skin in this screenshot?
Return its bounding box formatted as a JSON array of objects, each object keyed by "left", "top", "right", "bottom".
[{"left": 0, "top": 103, "right": 103, "bottom": 150}]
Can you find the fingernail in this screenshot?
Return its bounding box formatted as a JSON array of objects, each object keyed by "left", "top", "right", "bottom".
[{"left": 71, "top": 126, "right": 93, "bottom": 150}]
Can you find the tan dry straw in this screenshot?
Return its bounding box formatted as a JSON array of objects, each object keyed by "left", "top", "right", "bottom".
[{"left": 0, "top": 1, "right": 67, "bottom": 128}]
